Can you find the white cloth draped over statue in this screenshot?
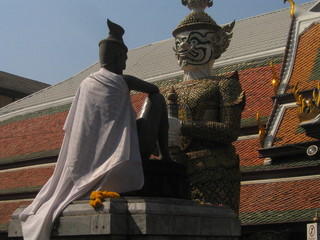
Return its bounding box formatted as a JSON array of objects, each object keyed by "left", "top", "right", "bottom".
[{"left": 19, "top": 68, "right": 144, "bottom": 240}]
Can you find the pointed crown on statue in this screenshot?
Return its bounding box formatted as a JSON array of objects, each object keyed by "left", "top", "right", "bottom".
[
  {"left": 173, "top": 0, "right": 220, "bottom": 36},
  {"left": 173, "top": 0, "right": 235, "bottom": 59},
  {"left": 99, "top": 19, "right": 128, "bottom": 51}
]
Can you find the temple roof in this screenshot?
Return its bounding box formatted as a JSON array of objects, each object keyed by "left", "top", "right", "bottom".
[
  {"left": 1, "top": 1, "right": 320, "bottom": 234},
  {"left": 0, "top": 2, "right": 315, "bottom": 119},
  {"left": 263, "top": 2, "right": 320, "bottom": 154},
  {"left": 0, "top": 57, "right": 279, "bottom": 165},
  {"left": 0, "top": 71, "right": 49, "bottom": 96},
  {"left": 1, "top": 1, "right": 319, "bottom": 170},
  {"left": 240, "top": 176, "right": 320, "bottom": 225},
  {"left": 283, "top": 23, "right": 320, "bottom": 94}
]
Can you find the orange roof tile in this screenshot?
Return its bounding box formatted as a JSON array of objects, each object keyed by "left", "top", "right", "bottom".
[
  {"left": 0, "top": 167, "right": 53, "bottom": 192},
  {"left": 1, "top": 178, "right": 319, "bottom": 227},
  {"left": 239, "top": 65, "right": 278, "bottom": 120},
  {"left": 273, "top": 107, "right": 316, "bottom": 147},
  {"left": 0, "top": 112, "right": 67, "bottom": 160},
  {"left": 240, "top": 178, "right": 320, "bottom": 216},
  {"left": 235, "top": 138, "right": 264, "bottom": 167},
  {"left": 130, "top": 64, "right": 279, "bottom": 122},
  {"left": 285, "top": 23, "right": 320, "bottom": 93},
  {"left": 0, "top": 59, "right": 278, "bottom": 165},
  {"left": 131, "top": 93, "right": 147, "bottom": 114}
]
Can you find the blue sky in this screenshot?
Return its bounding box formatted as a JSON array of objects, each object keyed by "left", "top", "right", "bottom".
[{"left": 0, "top": 0, "right": 314, "bottom": 85}]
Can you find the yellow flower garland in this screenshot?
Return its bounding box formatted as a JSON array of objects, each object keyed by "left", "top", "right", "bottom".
[{"left": 89, "top": 191, "right": 120, "bottom": 208}]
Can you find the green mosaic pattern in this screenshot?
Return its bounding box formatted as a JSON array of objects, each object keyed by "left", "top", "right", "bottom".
[
  {"left": 0, "top": 149, "right": 59, "bottom": 165},
  {"left": 241, "top": 158, "right": 320, "bottom": 172},
  {"left": 160, "top": 75, "right": 244, "bottom": 213},
  {"left": 0, "top": 223, "right": 8, "bottom": 233},
  {"left": 240, "top": 208, "right": 319, "bottom": 225},
  {"left": 0, "top": 104, "right": 71, "bottom": 127},
  {"left": 185, "top": 147, "right": 241, "bottom": 213},
  {"left": 0, "top": 186, "right": 43, "bottom": 196},
  {"left": 132, "top": 55, "right": 283, "bottom": 96},
  {"left": 309, "top": 48, "right": 320, "bottom": 82},
  {"left": 241, "top": 116, "right": 268, "bottom": 128},
  {"left": 212, "top": 55, "right": 283, "bottom": 76}
]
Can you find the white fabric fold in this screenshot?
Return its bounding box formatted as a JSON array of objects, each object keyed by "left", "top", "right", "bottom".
[{"left": 19, "top": 68, "right": 143, "bottom": 240}]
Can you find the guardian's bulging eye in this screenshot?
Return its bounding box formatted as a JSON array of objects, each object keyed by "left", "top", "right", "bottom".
[
  {"left": 173, "top": 30, "right": 217, "bottom": 68},
  {"left": 190, "top": 39, "right": 198, "bottom": 45}
]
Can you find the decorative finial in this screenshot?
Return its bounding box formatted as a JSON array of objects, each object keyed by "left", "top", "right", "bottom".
[
  {"left": 270, "top": 59, "right": 280, "bottom": 95},
  {"left": 284, "top": 0, "right": 295, "bottom": 17},
  {"left": 181, "top": 0, "right": 213, "bottom": 12},
  {"left": 293, "top": 82, "right": 320, "bottom": 122}
]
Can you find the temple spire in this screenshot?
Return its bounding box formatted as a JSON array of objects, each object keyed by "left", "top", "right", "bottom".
[
  {"left": 181, "top": 0, "right": 213, "bottom": 12},
  {"left": 284, "top": 0, "right": 295, "bottom": 17}
]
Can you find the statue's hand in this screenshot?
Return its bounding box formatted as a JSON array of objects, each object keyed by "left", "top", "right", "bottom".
[{"left": 168, "top": 117, "right": 181, "bottom": 147}]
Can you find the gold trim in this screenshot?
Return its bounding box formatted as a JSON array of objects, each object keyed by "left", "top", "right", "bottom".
[
  {"left": 284, "top": 0, "right": 295, "bottom": 17},
  {"left": 293, "top": 82, "right": 320, "bottom": 122},
  {"left": 270, "top": 59, "right": 280, "bottom": 94}
]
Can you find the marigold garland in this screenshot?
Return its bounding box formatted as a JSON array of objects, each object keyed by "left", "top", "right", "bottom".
[{"left": 89, "top": 191, "right": 120, "bottom": 208}]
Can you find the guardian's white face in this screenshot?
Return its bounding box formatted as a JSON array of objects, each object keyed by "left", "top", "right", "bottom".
[{"left": 174, "top": 29, "right": 215, "bottom": 71}]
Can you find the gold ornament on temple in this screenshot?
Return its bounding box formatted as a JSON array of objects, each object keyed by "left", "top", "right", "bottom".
[
  {"left": 293, "top": 82, "right": 320, "bottom": 122},
  {"left": 270, "top": 59, "right": 280, "bottom": 95},
  {"left": 284, "top": 0, "right": 295, "bottom": 17}
]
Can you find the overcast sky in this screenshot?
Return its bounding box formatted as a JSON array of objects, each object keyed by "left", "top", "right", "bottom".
[{"left": 0, "top": 0, "right": 315, "bottom": 85}]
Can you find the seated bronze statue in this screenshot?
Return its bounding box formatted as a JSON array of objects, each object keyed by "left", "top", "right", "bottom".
[
  {"left": 18, "top": 19, "right": 173, "bottom": 240},
  {"left": 99, "top": 20, "right": 172, "bottom": 162}
]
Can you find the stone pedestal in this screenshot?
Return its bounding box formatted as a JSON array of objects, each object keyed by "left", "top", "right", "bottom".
[
  {"left": 9, "top": 197, "right": 241, "bottom": 239},
  {"left": 124, "top": 159, "right": 189, "bottom": 199}
]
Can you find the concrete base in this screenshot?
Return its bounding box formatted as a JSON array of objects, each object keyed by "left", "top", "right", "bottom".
[{"left": 9, "top": 197, "right": 241, "bottom": 239}]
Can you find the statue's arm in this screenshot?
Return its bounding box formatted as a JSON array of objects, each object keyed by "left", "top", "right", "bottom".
[
  {"left": 122, "top": 75, "right": 159, "bottom": 94},
  {"left": 181, "top": 106, "right": 243, "bottom": 144},
  {"left": 181, "top": 75, "right": 245, "bottom": 144}
]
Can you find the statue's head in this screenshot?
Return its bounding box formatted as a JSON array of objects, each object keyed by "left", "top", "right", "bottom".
[
  {"left": 173, "top": 1, "right": 234, "bottom": 74},
  {"left": 99, "top": 19, "right": 128, "bottom": 74}
]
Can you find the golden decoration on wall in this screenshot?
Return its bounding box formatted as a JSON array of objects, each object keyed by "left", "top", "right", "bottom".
[
  {"left": 270, "top": 59, "right": 280, "bottom": 95},
  {"left": 256, "top": 112, "right": 266, "bottom": 147},
  {"left": 293, "top": 82, "right": 320, "bottom": 122},
  {"left": 284, "top": 0, "right": 295, "bottom": 17}
]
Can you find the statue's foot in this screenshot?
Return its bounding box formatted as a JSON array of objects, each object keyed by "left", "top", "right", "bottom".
[{"left": 159, "top": 154, "right": 173, "bottom": 161}]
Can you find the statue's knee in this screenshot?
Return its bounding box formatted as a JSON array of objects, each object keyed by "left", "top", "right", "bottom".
[
  {"left": 148, "top": 92, "right": 166, "bottom": 107},
  {"left": 136, "top": 118, "right": 146, "bottom": 131},
  {"left": 148, "top": 92, "right": 162, "bottom": 101}
]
